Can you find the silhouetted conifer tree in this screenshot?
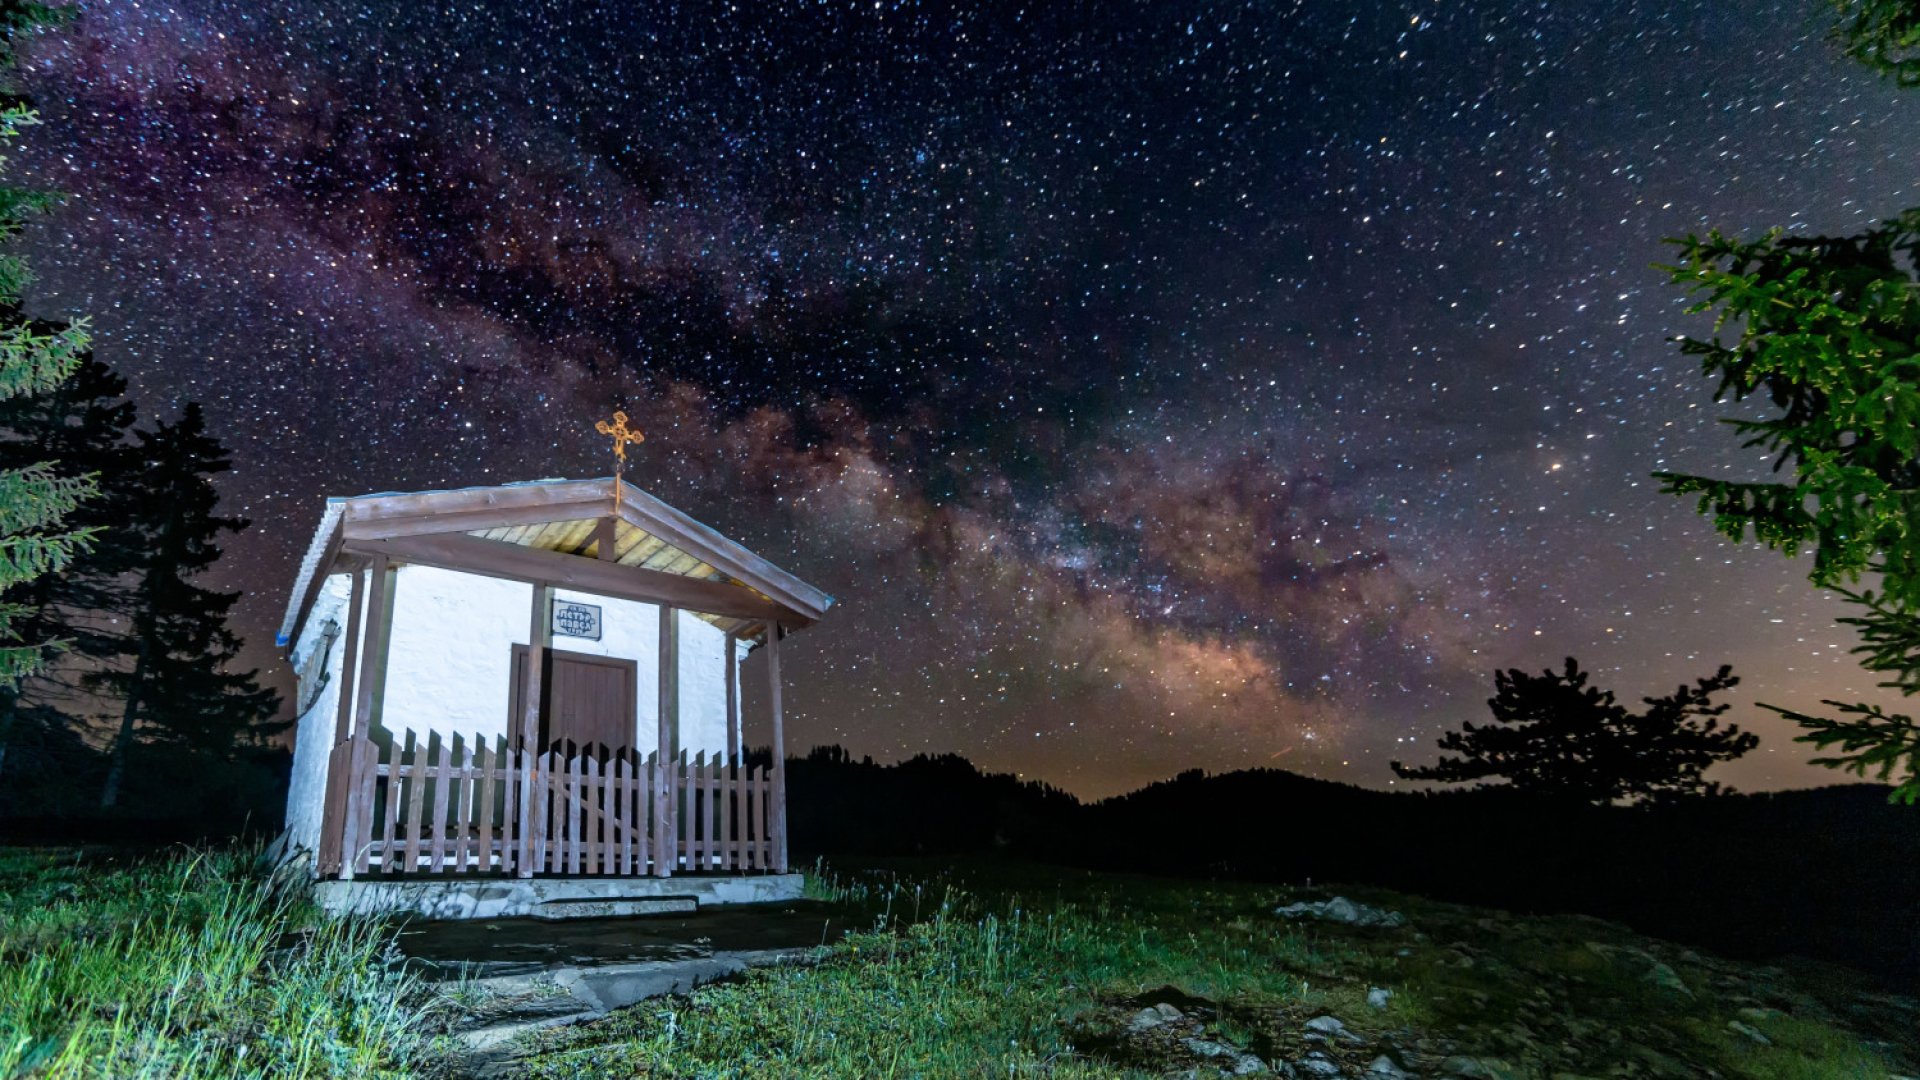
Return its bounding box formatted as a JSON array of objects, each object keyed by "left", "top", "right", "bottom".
[
  {"left": 97, "top": 404, "right": 279, "bottom": 808},
  {"left": 1391, "top": 658, "right": 1756, "bottom": 804}
]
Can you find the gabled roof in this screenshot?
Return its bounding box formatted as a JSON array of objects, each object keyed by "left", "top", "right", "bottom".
[{"left": 279, "top": 477, "right": 833, "bottom": 650}]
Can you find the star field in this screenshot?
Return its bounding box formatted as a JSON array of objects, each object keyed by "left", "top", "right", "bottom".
[{"left": 11, "top": 0, "right": 1916, "bottom": 796}]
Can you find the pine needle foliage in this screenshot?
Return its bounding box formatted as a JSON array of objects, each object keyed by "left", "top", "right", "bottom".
[
  {"left": 1658, "top": 100, "right": 1920, "bottom": 804},
  {"left": 1657, "top": 215, "right": 1920, "bottom": 603},
  {"left": 1834, "top": 0, "right": 1920, "bottom": 85},
  {"left": 0, "top": 2, "right": 93, "bottom": 687}
]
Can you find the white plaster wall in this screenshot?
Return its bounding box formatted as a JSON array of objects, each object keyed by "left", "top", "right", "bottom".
[
  {"left": 674, "top": 609, "right": 734, "bottom": 758},
  {"left": 380, "top": 566, "right": 531, "bottom": 745},
  {"left": 284, "top": 574, "right": 354, "bottom": 858},
  {"left": 372, "top": 565, "right": 736, "bottom": 756}
]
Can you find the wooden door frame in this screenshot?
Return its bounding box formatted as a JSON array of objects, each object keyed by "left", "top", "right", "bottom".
[{"left": 509, "top": 644, "right": 640, "bottom": 752}]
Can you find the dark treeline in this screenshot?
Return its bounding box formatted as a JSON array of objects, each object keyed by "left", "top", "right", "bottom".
[
  {"left": 0, "top": 357, "right": 285, "bottom": 839},
  {"left": 787, "top": 747, "right": 1920, "bottom": 987},
  {"left": 788, "top": 744, "right": 1080, "bottom": 854},
  {"left": 0, "top": 743, "right": 289, "bottom": 845}
]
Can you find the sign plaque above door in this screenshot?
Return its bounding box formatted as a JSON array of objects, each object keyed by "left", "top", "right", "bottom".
[{"left": 551, "top": 598, "right": 603, "bottom": 640}]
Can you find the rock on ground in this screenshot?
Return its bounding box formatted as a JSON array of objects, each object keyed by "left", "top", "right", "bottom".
[{"left": 1274, "top": 896, "right": 1407, "bottom": 928}]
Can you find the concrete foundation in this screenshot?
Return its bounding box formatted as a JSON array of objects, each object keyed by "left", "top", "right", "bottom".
[{"left": 312, "top": 873, "right": 805, "bottom": 920}]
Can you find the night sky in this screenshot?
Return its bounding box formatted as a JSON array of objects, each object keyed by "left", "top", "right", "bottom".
[{"left": 10, "top": 0, "right": 1914, "bottom": 797}]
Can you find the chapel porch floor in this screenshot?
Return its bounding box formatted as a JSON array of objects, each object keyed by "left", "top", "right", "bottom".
[
  {"left": 312, "top": 870, "right": 806, "bottom": 920},
  {"left": 395, "top": 897, "right": 847, "bottom": 977}
]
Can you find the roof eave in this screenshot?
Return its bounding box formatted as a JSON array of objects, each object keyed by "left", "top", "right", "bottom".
[{"left": 279, "top": 477, "right": 834, "bottom": 654}]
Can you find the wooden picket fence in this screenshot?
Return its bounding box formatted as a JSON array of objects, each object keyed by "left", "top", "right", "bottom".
[{"left": 320, "top": 731, "right": 776, "bottom": 878}]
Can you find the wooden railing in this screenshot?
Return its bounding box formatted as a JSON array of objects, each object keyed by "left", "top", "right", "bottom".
[{"left": 319, "top": 732, "right": 778, "bottom": 878}]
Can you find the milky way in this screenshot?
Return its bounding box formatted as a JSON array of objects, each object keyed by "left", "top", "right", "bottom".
[{"left": 10, "top": 0, "right": 1915, "bottom": 795}]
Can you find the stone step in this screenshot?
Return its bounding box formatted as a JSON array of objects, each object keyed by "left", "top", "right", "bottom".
[{"left": 530, "top": 895, "right": 699, "bottom": 920}]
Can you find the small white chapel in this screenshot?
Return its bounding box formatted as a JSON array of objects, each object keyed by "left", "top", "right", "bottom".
[{"left": 276, "top": 415, "right": 833, "bottom": 918}]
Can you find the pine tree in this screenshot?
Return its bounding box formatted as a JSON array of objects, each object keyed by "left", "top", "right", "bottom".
[
  {"left": 1835, "top": 0, "right": 1920, "bottom": 84},
  {"left": 0, "top": 357, "right": 138, "bottom": 784},
  {"left": 97, "top": 404, "right": 279, "bottom": 809},
  {"left": 0, "top": 2, "right": 93, "bottom": 689},
  {"left": 1391, "top": 658, "right": 1757, "bottom": 805},
  {"left": 1654, "top": 2, "right": 1920, "bottom": 803}
]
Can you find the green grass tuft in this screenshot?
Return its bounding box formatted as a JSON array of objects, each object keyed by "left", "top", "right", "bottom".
[
  {"left": 0, "top": 845, "right": 449, "bottom": 1078},
  {"left": 525, "top": 859, "right": 1913, "bottom": 1080},
  {"left": 1, "top": 851, "right": 1904, "bottom": 1078}
]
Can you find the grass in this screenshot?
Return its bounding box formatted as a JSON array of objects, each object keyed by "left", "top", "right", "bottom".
[
  {"left": 521, "top": 858, "right": 1916, "bottom": 1079},
  {"left": 0, "top": 849, "right": 1906, "bottom": 1077},
  {"left": 0, "top": 845, "right": 450, "bottom": 1078},
  {"left": 518, "top": 878, "right": 1214, "bottom": 1078}
]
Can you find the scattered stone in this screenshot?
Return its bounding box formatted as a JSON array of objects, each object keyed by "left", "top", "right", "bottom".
[
  {"left": 1726, "top": 1019, "right": 1771, "bottom": 1045},
  {"left": 1303, "top": 1014, "right": 1367, "bottom": 1045},
  {"left": 1367, "top": 987, "right": 1392, "bottom": 1010},
  {"left": 1441, "top": 1057, "right": 1521, "bottom": 1080},
  {"left": 1275, "top": 896, "right": 1407, "bottom": 928},
  {"left": 1642, "top": 962, "right": 1693, "bottom": 999},
  {"left": 1182, "top": 1036, "right": 1266, "bottom": 1075},
  {"left": 1585, "top": 941, "right": 1693, "bottom": 999},
  {"left": 1296, "top": 1051, "right": 1344, "bottom": 1077},
  {"left": 1128, "top": 1002, "right": 1184, "bottom": 1031},
  {"left": 1736, "top": 1005, "right": 1783, "bottom": 1023},
  {"left": 1367, "top": 1055, "right": 1412, "bottom": 1078},
  {"left": 1304, "top": 1014, "right": 1348, "bottom": 1036}
]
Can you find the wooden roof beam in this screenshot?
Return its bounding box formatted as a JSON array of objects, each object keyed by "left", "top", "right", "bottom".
[
  {"left": 339, "top": 479, "right": 609, "bottom": 525},
  {"left": 341, "top": 531, "right": 807, "bottom": 625},
  {"left": 343, "top": 503, "right": 612, "bottom": 541},
  {"left": 341, "top": 484, "right": 617, "bottom": 541}
]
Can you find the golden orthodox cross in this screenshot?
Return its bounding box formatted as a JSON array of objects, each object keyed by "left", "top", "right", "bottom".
[{"left": 595, "top": 409, "right": 644, "bottom": 507}]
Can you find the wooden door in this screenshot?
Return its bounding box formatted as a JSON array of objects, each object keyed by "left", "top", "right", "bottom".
[{"left": 510, "top": 646, "right": 638, "bottom": 753}]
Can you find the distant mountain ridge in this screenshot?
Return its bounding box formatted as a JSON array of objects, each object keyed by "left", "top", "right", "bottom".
[{"left": 787, "top": 747, "right": 1920, "bottom": 986}]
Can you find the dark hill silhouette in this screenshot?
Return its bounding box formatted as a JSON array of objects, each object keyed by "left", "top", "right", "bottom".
[
  {"left": 787, "top": 748, "right": 1920, "bottom": 987},
  {"left": 787, "top": 745, "right": 1078, "bottom": 855}
]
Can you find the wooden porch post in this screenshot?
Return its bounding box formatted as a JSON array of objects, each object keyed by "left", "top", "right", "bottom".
[
  {"left": 518, "top": 582, "right": 550, "bottom": 878},
  {"left": 350, "top": 557, "right": 394, "bottom": 739},
  {"left": 318, "top": 568, "right": 366, "bottom": 876},
  {"left": 331, "top": 569, "right": 365, "bottom": 744},
  {"left": 724, "top": 631, "right": 740, "bottom": 766},
  {"left": 766, "top": 622, "right": 788, "bottom": 873},
  {"left": 339, "top": 556, "right": 392, "bottom": 880},
  {"left": 654, "top": 605, "right": 679, "bottom": 876}
]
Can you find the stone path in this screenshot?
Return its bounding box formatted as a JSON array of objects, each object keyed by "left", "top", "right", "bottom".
[{"left": 395, "top": 899, "right": 847, "bottom": 1075}]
